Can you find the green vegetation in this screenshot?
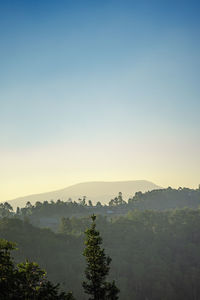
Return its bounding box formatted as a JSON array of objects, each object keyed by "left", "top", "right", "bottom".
[
  {"left": 1, "top": 206, "right": 200, "bottom": 299},
  {"left": 1, "top": 186, "right": 200, "bottom": 299},
  {"left": 0, "top": 239, "right": 74, "bottom": 299},
  {"left": 3, "top": 187, "right": 199, "bottom": 221},
  {"left": 128, "top": 186, "right": 200, "bottom": 210},
  {"left": 83, "top": 215, "right": 119, "bottom": 300},
  {"left": 1, "top": 187, "right": 199, "bottom": 234}
]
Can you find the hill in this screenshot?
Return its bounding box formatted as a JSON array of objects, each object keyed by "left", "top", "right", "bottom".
[
  {"left": 6, "top": 180, "right": 161, "bottom": 209},
  {"left": 1, "top": 208, "right": 200, "bottom": 299}
]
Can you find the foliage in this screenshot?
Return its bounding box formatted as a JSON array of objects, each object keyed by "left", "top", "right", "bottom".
[
  {"left": 128, "top": 186, "right": 200, "bottom": 210},
  {"left": 109, "top": 192, "right": 126, "bottom": 207},
  {"left": 3, "top": 187, "right": 200, "bottom": 224},
  {"left": 0, "top": 202, "right": 13, "bottom": 218},
  {"left": 82, "top": 215, "right": 119, "bottom": 300},
  {"left": 2, "top": 196, "right": 200, "bottom": 299},
  {"left": 0, "top": 239, "right": 16, "bottom": 299},
  {"left": 0, "top": 238, "right": 75, "bottom": 300}
]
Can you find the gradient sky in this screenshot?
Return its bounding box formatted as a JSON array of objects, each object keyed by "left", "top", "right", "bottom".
[{"left": 1, "top": 0, "right": 200, "bottom": 201}]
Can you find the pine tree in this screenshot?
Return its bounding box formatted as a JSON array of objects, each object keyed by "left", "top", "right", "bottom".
[{"left": 82, "top": 215, "right": 119, "bottom": 300}]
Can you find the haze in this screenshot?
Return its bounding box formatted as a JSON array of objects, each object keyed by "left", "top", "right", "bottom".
[{"left": 1, "top": 0, "right": 200, "bottom": 202}]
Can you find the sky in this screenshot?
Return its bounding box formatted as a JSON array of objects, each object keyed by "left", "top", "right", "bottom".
[{"left": 1, "top": 0, "right": 200, "bottom": 201}]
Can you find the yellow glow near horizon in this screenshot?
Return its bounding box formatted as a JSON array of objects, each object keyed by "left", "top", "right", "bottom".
[{"left": 1, "top": 139, "right": 199, "bottom": 202}]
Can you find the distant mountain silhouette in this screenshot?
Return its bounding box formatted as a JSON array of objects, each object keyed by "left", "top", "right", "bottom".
[{"left": 6, "top": 180, "right": 161, "bottom": 209}]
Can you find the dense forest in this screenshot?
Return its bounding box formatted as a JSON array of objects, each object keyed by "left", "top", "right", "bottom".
[
  {"left": 1, "top": 187, "right": 200, "bottom": 228},
  {"left": 0, "top": 215, "right": 118, "bottom": 300},
  {"left": 1, "top": 186, "right": 200, "bottom": 299}
]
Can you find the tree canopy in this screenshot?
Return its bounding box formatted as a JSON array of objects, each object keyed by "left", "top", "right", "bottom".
[{"left": 0, "top": 239, "right": 74, "bottom": 300}]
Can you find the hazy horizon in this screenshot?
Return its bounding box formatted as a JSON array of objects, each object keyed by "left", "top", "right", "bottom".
[
  {"left": 1, "top": 1, "right": 200, "bottom": 202},
  {"left": 1, "top": 179, "right": 199, "bottom": 204},
  {"left": 6, "top": 179, "right": 161, "bottom": 200}
]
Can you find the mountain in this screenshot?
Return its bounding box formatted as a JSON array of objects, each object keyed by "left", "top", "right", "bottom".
[{"left": 6, "top": 180, "right": 161, "bottom": 209}]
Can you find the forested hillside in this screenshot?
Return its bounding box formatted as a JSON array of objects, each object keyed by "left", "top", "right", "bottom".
[
  {"left": 128, "top": 186, "right": 200, "bottom": 209},
  {"left": 1, "top": 207, "right": 200, "bottom": 299},
  {"left": 1, "top": 187, "right": 200, "bottom": 232}
]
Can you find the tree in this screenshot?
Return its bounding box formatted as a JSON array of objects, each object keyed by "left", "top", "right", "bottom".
[
  {"left": 78, "top": 196, "right": 87, "bottom": 206},
  {"left": 15, "top": 261, "right": 75, "bottom": 300},
  {"left": 0, "top": 239, "right": 75, "bottom": 300},
  {"left": 109, "top": 192, "right": 126, "bottom": 207},
  {"left": 16, "top": 207, "right": 20, "bottom": 215},
  {"left": 0, "top": 202, "right": 13, "bottom": 217},
  {"left": 88, "top": 200, "right": 93, "bottom": 207},
  {"left": 82, "top": 215, "right": 119, "bottom": 300},
  {"left": 0, "top": 239, "right": 16, "bottom": 298}
]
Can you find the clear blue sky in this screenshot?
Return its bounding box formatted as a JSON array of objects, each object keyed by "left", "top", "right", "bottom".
[{"left": 1, "top": 0, "right": 200, "bottom": 200}]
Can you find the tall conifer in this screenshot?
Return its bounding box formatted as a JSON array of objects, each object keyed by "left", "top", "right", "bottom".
[{"left": 82, "top": 215, "right": 119, "bottom": 300}]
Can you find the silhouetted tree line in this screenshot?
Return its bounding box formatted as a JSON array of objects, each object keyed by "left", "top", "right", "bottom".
[{"left": 1, "top": 187, "right": 200, "bottom": 221}]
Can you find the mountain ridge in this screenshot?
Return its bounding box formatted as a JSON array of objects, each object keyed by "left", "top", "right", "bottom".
[{"left": 5, "top": 180, "right": 162, "bottom": 209}]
